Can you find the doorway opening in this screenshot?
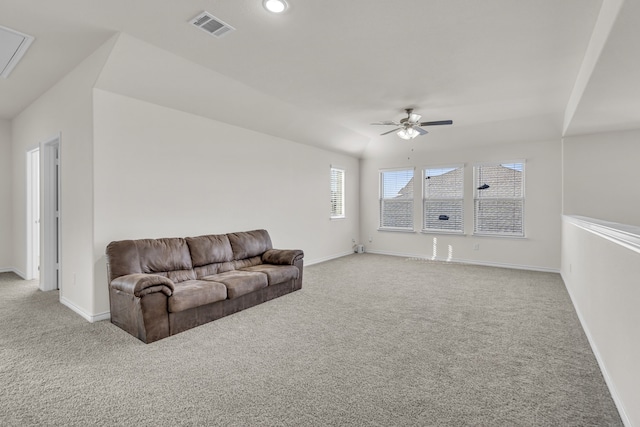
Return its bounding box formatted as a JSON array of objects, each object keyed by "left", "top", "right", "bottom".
[
  {"left": 26, "top": 147, "right": 40, "bottom": 280},
  {"left": 40, "top": 135, "right": 61, "bottom": 292}
]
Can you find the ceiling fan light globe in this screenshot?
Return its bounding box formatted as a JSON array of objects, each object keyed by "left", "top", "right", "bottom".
[
  {"left": 409, "top": 113, "right": 421, "bottom": 123},
  {"left": 397, "top": 128, "right": 416, "bottom": 140},
  {"left": 397, "top": 129, "right": 410, "bottom": 140}
]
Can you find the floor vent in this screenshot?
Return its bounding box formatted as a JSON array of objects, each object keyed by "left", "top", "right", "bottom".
[
  {"left": 0, "top": 25, "right": 34, "bottom": 78},
  {"left": 190, "top": 12, "right": 235, "bottom": 38}
]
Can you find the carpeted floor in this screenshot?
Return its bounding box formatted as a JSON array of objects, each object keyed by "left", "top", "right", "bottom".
[{"left": 0, "top": 254, "right": 622, "bottom": 426}]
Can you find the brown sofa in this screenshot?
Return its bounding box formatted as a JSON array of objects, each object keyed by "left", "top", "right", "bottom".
[{"left": 105, "top": 229, "right": 303, "bottom": 343}]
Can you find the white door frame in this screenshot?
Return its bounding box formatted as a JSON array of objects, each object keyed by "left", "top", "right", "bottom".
[
  {"left": 40, "top": 134, "right": 61, "bottom": 292},
  {"left": 26, "top": 147, "right": 40, "bottom": 280}
]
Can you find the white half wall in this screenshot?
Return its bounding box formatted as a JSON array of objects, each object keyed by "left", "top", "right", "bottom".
[
  {"left": 562, "top": 129, "right": 640, "bottom": 227},
  {"left": 561, "top": 216, "right": 640, "bottom": 427},
  {"left": 360, "top": 139, "right": 562, "bottom": 271},
  {"left": 0, "top": 119, "right": 12, "bottom": 271},
  {"left": 92, "top": 90, "right": 360, "bottom": 315}
]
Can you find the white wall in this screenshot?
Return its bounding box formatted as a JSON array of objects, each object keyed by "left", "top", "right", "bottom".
[
  {"left": 561, "top": 216, "right": 640, "bottom": 427},
  {"left": 360, "top": 139, "right": 562, "bottom": 271},
  {"left": 92, "top": 90, "right": 360, "bottom": 315},
  {"left": 563, "top": 129, "right": 640, "bottom": 226},
  {"left": 8, "top": 31, "right": 360, "bottom": 319},
  {"left": 0, "top": 119, "right": 12, "bottom": 271},
  {"left": 11, "top": 36, "right": 116, "bottom": 315},
  {"left": 561, "top": 129, "right": 640, "bottom": 426}
]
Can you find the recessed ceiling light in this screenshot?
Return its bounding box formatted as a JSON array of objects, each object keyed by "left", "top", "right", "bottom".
[{"left": 263, "top": 0, "right": 288, "bottom": 13}]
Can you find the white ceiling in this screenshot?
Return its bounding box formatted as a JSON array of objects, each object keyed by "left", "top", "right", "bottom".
[
  {"left": 563, "top": 0, "right": 640, "bottom": 136},
  {"left": 0, "top": 0, "right": 634, "bottom": 158}
]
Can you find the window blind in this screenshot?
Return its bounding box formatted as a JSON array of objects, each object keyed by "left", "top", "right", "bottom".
[
  {"left": 330, "top": 167, "right": 345, "bottom": 218},
  {"left": 380, "top": 169, "right": 414, "bottom": 230},
  {"left": 474, "top": 162, "right": 524, "bottom": 236},
  {"left": 423, "top": 166, "right": 464, "bottom": 233}
]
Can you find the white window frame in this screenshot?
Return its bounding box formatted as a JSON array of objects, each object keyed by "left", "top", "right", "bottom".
[
  {"left": 379, "top": 168, "right": 415, "bottom": 231},
  {"left": 422, "top": 164, "right": 464, "bottom": 234},
  {"left": 473, "top": 161, "right": 525, "bottom": 237},
  {"left": 330, "top": 166, "right": 345, "bottom": 219}
]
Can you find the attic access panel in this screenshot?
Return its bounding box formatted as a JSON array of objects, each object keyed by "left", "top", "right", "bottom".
[{"left": 0, "top": 25, "right": 34, "bottom": 78}]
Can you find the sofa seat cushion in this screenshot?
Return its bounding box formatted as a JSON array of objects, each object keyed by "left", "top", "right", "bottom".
[
  {"left": 168, "top": 280, "right": 227, "bottom": 313},
  {"left": 241, "top": 265, "right": 299, "bottom": 285},
  {"left": 202, "top": 270, "right": 267, "bottom": 299}
]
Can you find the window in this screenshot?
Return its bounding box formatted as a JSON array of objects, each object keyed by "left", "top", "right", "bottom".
[
  {"left": 474, "top": 162, "right": 524, "bottom": 236},
  {"left": 330, "top": 167, "right": 345, "bottom": 219},
  {"left": 423, "top": 165, "right": 464, "bottom": 233},
  {"left": 379, "top": 168, "right": 414, "bottom": 230}
]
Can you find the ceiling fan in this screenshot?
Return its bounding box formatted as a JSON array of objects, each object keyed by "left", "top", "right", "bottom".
[{"left": 371, "top": 108, "right": 453, "bottom": 140}]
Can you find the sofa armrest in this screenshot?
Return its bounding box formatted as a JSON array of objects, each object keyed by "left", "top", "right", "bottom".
[
  {"left": 110, "top": 274, "right": 175, "bottom": 297},
  {"left": 262, "top": 249, "right": 304, "bottom": 265}
]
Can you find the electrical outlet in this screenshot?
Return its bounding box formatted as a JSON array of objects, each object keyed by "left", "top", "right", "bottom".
[
  {"left": 352, "top": 238, "right": 356, "bottom": 243},
  {"left": 368, "top": 236, "right": 372, "bottom": 243},
  {"left": 473, "top": 243, "right": 480, "bottom": 251}
]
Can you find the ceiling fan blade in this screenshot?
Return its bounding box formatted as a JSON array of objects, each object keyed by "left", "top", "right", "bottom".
[
  {"left": 415, "top": 126, "right": 429, "bottom": 135},
  {"left": 420, "top": 120, "right": 453, "bottom": 126},
  {"left": 371, "top": 121, "right": 399, "bottom": 126},
  {"left": 380, "top": 128, "right": 401, "bottom": 136}
]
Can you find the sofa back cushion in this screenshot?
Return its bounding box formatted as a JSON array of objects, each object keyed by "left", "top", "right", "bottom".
[
  {"left": 106, "top": 230, "right": 274, "bottom": 283},
  {"left": 186, "top": 234, "right": 235, "bottom": 277},
  {"left": 186, "top": 234, "right": 233, "bottom": 266},
  {"left": 106, "top": 238, "right": 195, "bottom": 283},
  {"left": 227, "top": 229, "right": 273, "bottom": 260},
  {"left": 106, "top": 240, "right": 141, "bottom": 282}
]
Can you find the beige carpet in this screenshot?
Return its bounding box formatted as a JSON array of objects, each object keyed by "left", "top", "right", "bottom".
[{"left": 0, "top": 254, "right": 622, "bottom": 426}]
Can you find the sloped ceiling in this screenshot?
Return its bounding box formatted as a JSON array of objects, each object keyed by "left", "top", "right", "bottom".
[
  {"left": 1, "top": 0, "right": 634, "bottom": 158},
  {"left": 93, "top": 34, "right": 370, "bottom": 155},
  {"left": 563, "top": 0, "right": 640, "bottom": 136}
]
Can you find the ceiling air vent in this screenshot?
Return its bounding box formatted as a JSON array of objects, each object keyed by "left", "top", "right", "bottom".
[
  {"left": 0, "top": 25, "right": 34, "bottom": 79},
  {"left": 190, "top": 12, "right": 235, "bottom": 38}
]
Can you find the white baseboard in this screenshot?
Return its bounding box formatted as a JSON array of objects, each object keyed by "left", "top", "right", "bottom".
[
  {"left": 306, "top": 250, "right": 355, "bottom": 266},
  {"left": 0, "top": 267, "right": 27, "bottom": 278},
  {"left": 449, "top": 257, "right": 560, "bottom": 273},
  {"left": 561, "top": 272, "right": 632, "bottom": 427},
  {"left": 365, "top": 250, "right": 560, "bottom": 273},
  {"left": 364, "top": 249, "right": 425, "bottom": 260},
  {"left": 60, "top": 296, "right": 111, "bottom": 323}
]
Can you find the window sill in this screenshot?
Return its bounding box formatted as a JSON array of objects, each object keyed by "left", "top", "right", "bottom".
[
  {"left": 472, "top": 233, "right": 527, "bottom": 239},
  {"left": 330, "top": 216, "right": 346, "bottom": 221},
  {"left": 421, "top": 230, "right": 465, "bottom": 236},
  {"left": 377, "top": 228, "right": 416, "bottom": 233}
]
